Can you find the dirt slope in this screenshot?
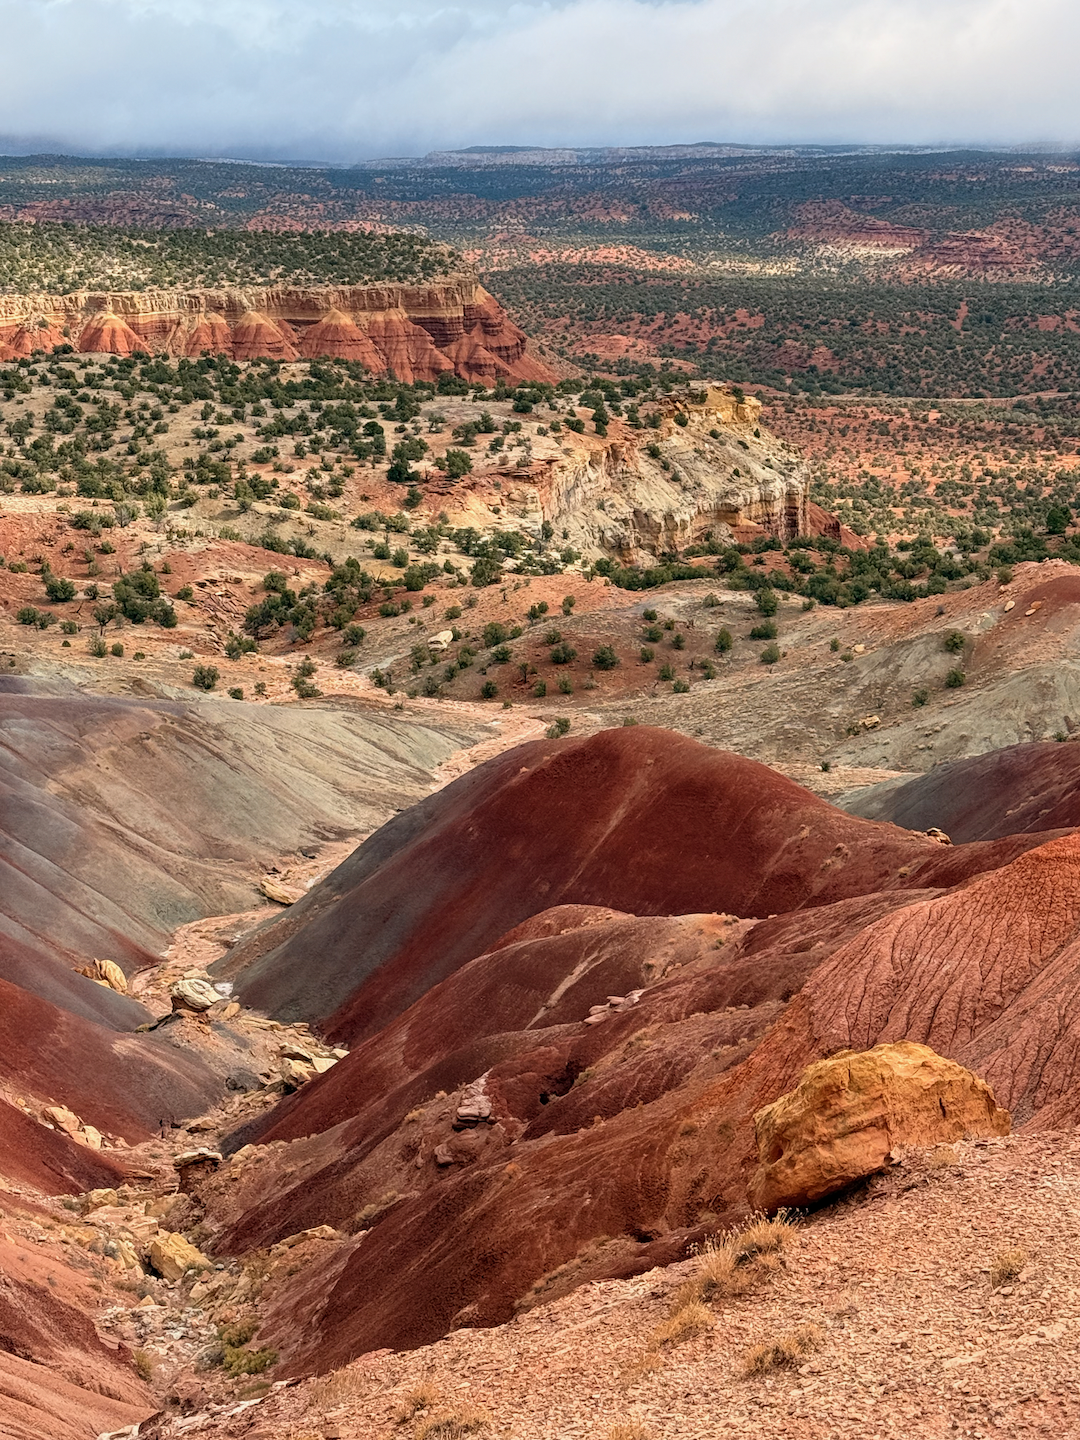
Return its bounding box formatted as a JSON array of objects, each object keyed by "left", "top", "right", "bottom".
[
  {"left": 142, "top": 1131, "right": 1080, "bottom": 1440},
  {"left": 841, "top": 738, "right": 1080, "bottom": 841},
  {"left": 0, "top": 679, "right": 478, "bottom": 997}
]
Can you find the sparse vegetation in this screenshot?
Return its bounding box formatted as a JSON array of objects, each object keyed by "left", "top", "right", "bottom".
[
  {"left": 393, "top": 1381, "right": 441, "bottom": 1423},
  {"left": 990, "top": 1247, "right": 1028, "bottom": 1288},
  {"left": 415, "top": 1405, "right": 491, "bottom": 1440},
  {"left": 742, "top": 1323, "right": 823, "bottom": 1377},
  {"left": 192, "top": 664, "right": 219, "bottom": 691}
]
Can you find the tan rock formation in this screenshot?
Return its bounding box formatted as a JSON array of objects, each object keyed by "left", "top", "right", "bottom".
[
  {"left": 148, "top": 1231, "right": 211, "bottom": 1282},
  {"left": 0, "top": 275, "right": 554, "bottom": 383},
  {"left": 748, "top": 1041, "right": 1010, "bottom": 1213},
  {"left": 76, "top": 958, "right": 128, "bottom": 993}
]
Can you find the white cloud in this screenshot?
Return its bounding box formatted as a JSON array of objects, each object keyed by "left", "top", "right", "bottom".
[{"left": 1, "top": 0, "right": 1078, "bottom": 161}]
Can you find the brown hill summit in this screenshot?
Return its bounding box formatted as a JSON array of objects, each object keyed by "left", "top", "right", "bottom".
[{"left": 0, "top": 277, "right": 554, "bottom": 383}]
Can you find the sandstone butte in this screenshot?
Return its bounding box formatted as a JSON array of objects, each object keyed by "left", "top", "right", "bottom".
[
  {"left": 747, "top": 1041, "right": 1011, "bottom": 1212},
  {"left": 0, "top": 274, "right": 556, "bottom": 384}
]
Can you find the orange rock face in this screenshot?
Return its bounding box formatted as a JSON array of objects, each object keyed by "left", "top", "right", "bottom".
[
  {"left": 0, "top": 278, "right": 555, "bottom": 383},
  {"left": 76, "top": 311, "right": 143, "bottom": 355}
]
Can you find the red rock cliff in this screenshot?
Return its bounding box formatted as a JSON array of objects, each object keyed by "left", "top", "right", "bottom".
[{"left": 0, "top": 276, "right": 554, "bottom": 384}]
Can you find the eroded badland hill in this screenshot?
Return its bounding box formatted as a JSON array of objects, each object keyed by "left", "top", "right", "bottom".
[{"left": 7, "top": 184, "right": 1080, "bottom": 1440}]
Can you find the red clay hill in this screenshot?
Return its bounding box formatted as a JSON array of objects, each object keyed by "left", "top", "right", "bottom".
[
  {"left": 0, "top": 276, "right": 555, "bottom": 384},
  {"left": 186, "top": 726, "right": 1080, "bottom": 1376},
  {"left": 217, "top": 726, "right": 1048, "bottom": 1044},
  {"left": 844, "top": 737, "right": 1080, "bottom": 842}
]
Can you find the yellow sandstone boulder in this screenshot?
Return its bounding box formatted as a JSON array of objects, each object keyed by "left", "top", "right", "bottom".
[
  {"left": 148, "top": 1231, "right": 211, "bottom": 1282},
  {"left": 748, "top": 1041, "right": 1010, "bottom": 1212}
]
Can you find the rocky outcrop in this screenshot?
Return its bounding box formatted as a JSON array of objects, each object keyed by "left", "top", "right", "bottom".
[
  {"left": 747, "top": 1042, "right": 1010, "bottom": 1212},
  {"left": 493, "top": 388, "right": 809, "bottom": 561},
  {"left": 0, "top": 276, "right": 554, "bottom": 383}
]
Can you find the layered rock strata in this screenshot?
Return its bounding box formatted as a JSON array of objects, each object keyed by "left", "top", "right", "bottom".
[
  {"left": 0, "top": 277, "right": 554, "bottom": 384},
  {"left": 474, "top": 388, "right": 809, "bottom": 560}
]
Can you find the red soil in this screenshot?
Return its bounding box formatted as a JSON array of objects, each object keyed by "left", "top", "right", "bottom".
[
  {"left": 0, "top": 1097, "right": 128, "bottom": 1194},
  {"left": 848, "top": 737, "right": 1080, "bottom": 841},
  {"left": 0, "top": 977, "right": 227, "bottom": 1143}
]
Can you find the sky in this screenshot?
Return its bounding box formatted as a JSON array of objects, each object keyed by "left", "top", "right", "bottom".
[{"left": 2, "top": 0, "right": 1078, "bottom": 163}]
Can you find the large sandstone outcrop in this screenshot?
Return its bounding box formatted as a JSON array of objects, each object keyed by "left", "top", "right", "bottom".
[
  {"left": 534, "top": 388, "right": 808, "bottom": 559},
  {"left": 0, "top": 276, "right": 554, "bottom": 383},
  {"left": 747, "top": 1042, "right": 1010, "bottom": 1212}
]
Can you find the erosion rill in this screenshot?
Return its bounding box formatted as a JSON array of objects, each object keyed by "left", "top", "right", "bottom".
[{"left": 0, "top": 274, "right": 555, "bottom": 385}]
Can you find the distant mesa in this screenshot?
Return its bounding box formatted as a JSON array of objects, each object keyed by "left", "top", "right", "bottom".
[{"left": 0, "top": 277, "right": 555, "bottom": 384}]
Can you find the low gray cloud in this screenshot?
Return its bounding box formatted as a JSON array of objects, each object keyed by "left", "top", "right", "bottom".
[{"left": 2, "top": 0, "right": 1078, "bottom": 161}]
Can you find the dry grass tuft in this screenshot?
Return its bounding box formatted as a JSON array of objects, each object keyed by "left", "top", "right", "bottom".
[
  {"left": 606, "top": 1424, "right": 653, "bottom": 1440},
  {"left": 305, "top": 1365, "right": 367, "bottom": 1412},
  {"left": 990, "top": 1247, "right": 1028, "bottom": 1288},
  {"left": 618, "top": 1349, "right": 664, "bottom": 1390},
  {"left": 742, "top": 1322, "right": 823, "bottom": 1377},
  {"left": 649, "top": 1298, "right": 715, "bottom": 1348},
  {"left": 393, "top": 1381, "right": 441, "bottom": 1424},
  {"left": 679, "top": 1210, "right": 794, "bottom": 1308},
  {"left": 727, "top": 1211, "right": 792, "bottom": 1262},
  {"left": 415, "top": 1403, "right": 492, "bottom": 1439},
  {"left": 132, "top": 1348, "right": 154, "bottom": 1381}
]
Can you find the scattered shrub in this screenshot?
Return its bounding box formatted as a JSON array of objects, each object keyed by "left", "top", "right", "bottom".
[
  {"left": 547, "top": 716, "right": 571, "bottom": 738},
  {"left": 945, "top": 667, "right": 965, "bottom": 688},
  {"left": 192, "top": 664, "right": 219, "bottom": 691}
]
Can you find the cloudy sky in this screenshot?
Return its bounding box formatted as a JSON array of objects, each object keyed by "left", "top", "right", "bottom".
[{"left": 2, "top": 0, "right": 1078, "bottom": 163}]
